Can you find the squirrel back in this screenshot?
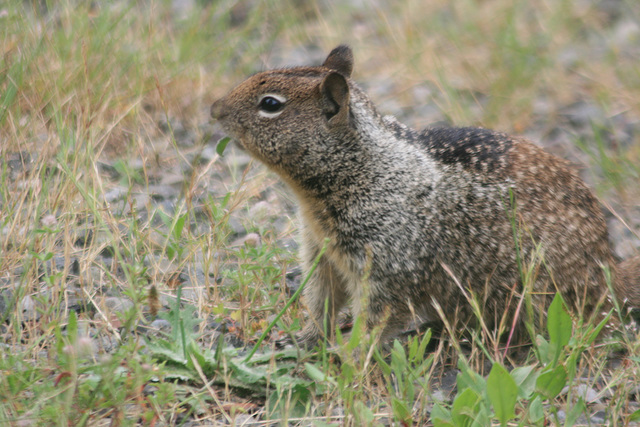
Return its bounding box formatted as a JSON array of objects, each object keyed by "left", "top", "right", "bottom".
[{"left": 211, "top": 45, "right": 640, "bottom": 344}]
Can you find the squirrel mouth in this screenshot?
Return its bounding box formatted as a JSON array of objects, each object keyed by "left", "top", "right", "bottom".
[{"left": 231, "top": 136, "right": 247, "bottom": 151}]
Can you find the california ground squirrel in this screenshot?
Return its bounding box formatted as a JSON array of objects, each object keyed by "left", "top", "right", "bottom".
[{"left": 211, "top": 45, "right": 640, "bottom": 346}]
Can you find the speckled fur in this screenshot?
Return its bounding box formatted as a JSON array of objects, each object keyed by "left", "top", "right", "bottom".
[{"left": 211, "top": 45, "right": 640, "bottom": 345}]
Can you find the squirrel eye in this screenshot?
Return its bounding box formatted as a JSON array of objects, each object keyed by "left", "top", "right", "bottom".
[
  {"left": 259, "top": 96, "right": 283, "bottom": 112},
  {"left": 257, "top": 94, "right": 287, "bottom": 117}
]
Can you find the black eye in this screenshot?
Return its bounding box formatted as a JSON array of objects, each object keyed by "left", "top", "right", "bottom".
[{"left": 258, "top": 96, "right": 284, "bottom": 113}]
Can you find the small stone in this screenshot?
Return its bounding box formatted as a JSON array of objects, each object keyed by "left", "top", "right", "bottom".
[
  {"left": 148, "top": 185, "right": 179, "bottom": 202},
  {"left": 40, "top": 214, "right": 57, "bottom": 227},
  {"left": 590, "top": 410, "right": 606, "bottom": 425},
  {"left": 561, "top": 382, "right": 601, "bottom": 404},
  {"left": 150, "top": 319, "right": 172, "bottom": 333},
  {"left": 227, "top": 216, "right": 247, "bottom": 237},
  {"left": 104, "top": 187, "right": 126, "bottom": 203},
  {"left": 103, "top": 297, "right": 134, "bottom": 314},
  {"left": 143, "top": 384, "right": 159, "bottom": 396},
  {"left": 20, "top": 295, "right": 39, "bottom": 321},
  {"left": 232, "top": 414, "right": 260, "bottom": 426}
]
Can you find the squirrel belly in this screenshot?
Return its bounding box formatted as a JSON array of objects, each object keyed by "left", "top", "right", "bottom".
[{"left": 211, "top": 45, "right": 640, "bottom": 345}]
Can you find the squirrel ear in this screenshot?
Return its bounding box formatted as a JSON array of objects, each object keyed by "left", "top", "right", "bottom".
[
  {"left": 322, "top": 45, "right": 353, "bottom": 77},
  {"left": 320, "top": 71, "right": 350, "bottom": 124}
]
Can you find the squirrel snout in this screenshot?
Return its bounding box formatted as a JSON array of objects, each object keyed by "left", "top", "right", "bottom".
[{"left": 210, "top": 99, "right": 226, "bottom": 120}]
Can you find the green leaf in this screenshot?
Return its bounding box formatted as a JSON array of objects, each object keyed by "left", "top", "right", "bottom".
[
  {"left": 565, "top": 397, "right": 586, "bottom": 427},
  {"left": 547, "top": 293, "right": 572, "bottom": 364},
  {"left": 584, "top": 310, "right": 611, "bottom": 345},
  {"left": 452, "top": 387, "right": 480, "bottom": 426},
  {"left": 67, "top": 310, "right": 78, "bottom": 345},
  {"left": 347, "top": 315, "right": 366, "bottom": 352},
  {"left": 486, "top": 363, "right": 517, "bottom": 426},
  {"left": 629, "top": 408, "right": 640, "bottom": 422},
  {"left": 173, "top": 213, "right": 187, "bottom": 240},
  {"left": 304, "top": 362, "right": 335, "bottom": 385},
  {"left": 457, "top": 359, "right": 487, "bottom": 396},
  {"left": 373, "top": 348, "right": 392, "bottom": 376},
  {"left": 148, "top": 344, "right": 188, "bottom": 365},
  {"left": 535, "top": 364, "right": 567, "bottom": 399},
  {"left": 431, "top": 403, "right": 452, "bottom": 426},
  {"left": 391, "top": 397, "right": 412, "bottom": 424},
  {"left": 391, "top": 339, "right": 408, "bottom": 372},
  {"left": 354, "top": 401, "right": 375, "bottom": 425},
  {"left": 229, "top": 359, "right": 267, "bottom": 385},
  {"left": 535, "top": 335, "right": 551, "bottom": 365},
  {"left": 511, "top": 364, "right": 537, "bottom": 398},
  {"left": 528, "top": 395, "right": 544, "bottom": 423},
  {"left": 162, "top": 365, "right": 198, "bottom": 382},
  {"left": 474, "top": 404, "right": 492, "bottom": 427},
  {"left": 216, "top": 136, "right": 231, "bottom": 156}
]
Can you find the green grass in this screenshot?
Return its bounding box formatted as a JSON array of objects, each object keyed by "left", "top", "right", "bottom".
[{"left": 1, "top": 0, "right": 640, "bottom": 425}]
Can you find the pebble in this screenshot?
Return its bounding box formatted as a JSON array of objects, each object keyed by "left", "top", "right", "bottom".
[
  {"left": 19, "top": 295, "right": 39, "bottom": 321},
  {"left": 561, "top": 383, "right": 601, "bottom": 404},
  {"left": 103, "top": 297, "right": 134, "bottom": 314},
  {"left": 150, "top": 319, "right": 172, "bottom": 334}
]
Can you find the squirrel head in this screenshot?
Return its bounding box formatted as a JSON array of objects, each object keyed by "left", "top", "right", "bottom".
[{"left": 211, "top": 45, "right": 356, "bottom": 174}]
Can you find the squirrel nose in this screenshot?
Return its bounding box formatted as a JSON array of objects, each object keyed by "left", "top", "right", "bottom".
[{"left": 210, "top": 99, "right": 226, "bottom": 120}]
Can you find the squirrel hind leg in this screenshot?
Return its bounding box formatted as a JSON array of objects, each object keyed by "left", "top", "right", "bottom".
[
  {"left": 298, "top": 255, "right": 350, "bottom": 347},
  {"left": 615, "top": 255, "right": 640, "bottom": 311}
]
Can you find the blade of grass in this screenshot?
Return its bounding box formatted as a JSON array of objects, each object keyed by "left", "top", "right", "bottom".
[{"left": 244, "top": 238, "right": 330, "bottom": 363}]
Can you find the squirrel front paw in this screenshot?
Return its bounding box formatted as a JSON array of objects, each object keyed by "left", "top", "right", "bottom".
[{"left": 294, "top": 325, "right": 326, "bottom": 349}]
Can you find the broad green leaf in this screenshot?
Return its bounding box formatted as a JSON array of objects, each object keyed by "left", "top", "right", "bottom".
[
  {"left": 354, "top": 401, "right": 375, "bottom": 425},
  {"left": 216, "top": 136, "right": 231, "bottom": 156},
  {"left": 247, "top": 348, "right": 300, "bottom": 365},
  {"left": 487, "top": 363, "right": 517, "bottom": 426},
  {"left": 565, "top": 397, "right": 586, "bottom": 427},
  {"left": 511, "top": 364, "right": 537, "bottom": 398},
  {"left": 535, "top": 364, "right": 567, "bottom": 399},
  {"left": 414, "top": 329, "right": 432, "bottom": 363},
  {"left": 474, "top": 404, "right": 492, "bottom": 427},
  {"left": 408, "top": 334, "right": 419, "bottom": 360},
  {"left": 391, "top": 397, "right": 412, "bottom": 424},
  {"left": 584, "top": 310, "right": 612, "bottom": 345},
  {"left": 148, "top": 344, "right": 188, "bottom": 365},
  {"left": 452, "top": 387, "right": 480, "bottom": 426},
  {"left": 347, "top": 315, "right": 365, "bottom": 351},
  {"left": 229, "top": 359, "right": 266, "bottom": 384},
  {"left": 67, "top": 310, "right": 78, "bottom": 344},
  {"left": 391, "top": 340, "right": 408, "bottom": 372},
  {"left": 547, "top": 293, "right": 572, "bottom": 364},
  {"left": 162, "top": 365, "right": 198, "bottom": 382},
  {"left": 457, "top": 360, "right": 487, "bottom": 396},
  {"left": 304, "top": 363, "right": 331, "bottom": 383},
  {"left": 373, "top": 349, "right": 392, "bottom": 376},
  {"left": 431, "top": 403, "right": 453, "bottom": 426},
  {"left": 535, "top": 335, "right": 552, "bottom": 365},
  {"left": 528, "top": 395, "right": 544, "bottom": 423},
  {"left": 630, "top": 408, "right": 640, "bottom": 422},
  {"left": 173, "top": 213, "right": 186, "bottom": 240}
]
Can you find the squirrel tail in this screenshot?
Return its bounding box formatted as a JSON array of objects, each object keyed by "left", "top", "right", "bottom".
[{"left": 614, "top": 255, "right": 640, "bottom": 309}]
